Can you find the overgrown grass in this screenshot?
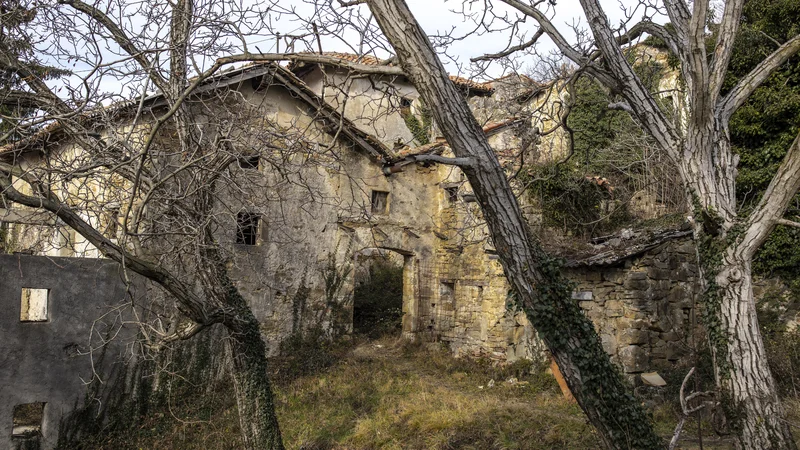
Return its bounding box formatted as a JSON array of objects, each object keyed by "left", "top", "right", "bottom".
[
  {"left": 77, "top": 337, "right": 598, "bottom": 449},
  {"left": 276, "top": 337, "right": 595, "bottom": 450},
  {"left": 77, "top": 336, "right": 793, "bottom": 449}
]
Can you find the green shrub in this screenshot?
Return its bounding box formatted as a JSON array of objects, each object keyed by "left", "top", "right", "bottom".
[
  {"left": 276, "top": 326, "right": 340, "bottom": 381},
  {"left": 523, "top": 162, "right": 630, "bottom": 236},
  {"left": 758, "top": 285, "right": 800, "bottom": 398}
]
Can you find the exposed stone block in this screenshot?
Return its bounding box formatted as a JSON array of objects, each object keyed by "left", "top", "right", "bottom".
[
  {"left": 587, "top": 309, "right": 606, "bottom": 322},
  {"left": 619, "top": 345, "right": 649, "bottom": 373},
  {"left": 665, "top": 342, "right": 687, "bottom": 361},
  {"left": 572, "top": 290, "right": 593, "bottom": 301},
  {"left": 619, "top": 328, "right": 649, "bottom": 345},
  {"left": 623, "top": 289, "right": 649, "bottom": 300},
  {"left": 615, "top": 317, "right": 648, "bottom": 330},
  {"left": 628, "top": 271, "right": 648, "bottom": 280},
  {"left": 625, "top": 280, "right": 650, "bottom": 291},
  {"left": 605, "top": 300, "right": 623, "bottom": 317},
  {"left": 601, "top": 333, "right": 617, "bottom": 354},
  {"left": 647, "top": 267, "right": 671, "bottom": 280},
  {"left": 602, "top": 270, "right": 625, "bottom": 284},
  {"left": 660, "top": 331, "right": 680, "bottom": 342},
  {"left": 579, "top": 301, "right": 595, "bottom": 311},
  {"left": 672, "top": 268, "right": 690, "bottom": 282}
]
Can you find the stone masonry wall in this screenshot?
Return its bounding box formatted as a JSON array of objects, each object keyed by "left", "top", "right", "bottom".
[{"left": 565, "top": 238, "right": 700, "bottom": 375}]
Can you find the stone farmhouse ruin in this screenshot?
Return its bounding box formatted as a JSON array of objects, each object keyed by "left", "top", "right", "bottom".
[{"left": 1, "top": 49, "right": 700, "bottom": 447}]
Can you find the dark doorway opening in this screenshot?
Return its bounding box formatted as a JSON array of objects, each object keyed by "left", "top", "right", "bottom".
[{"left": 353, "top": 250, "right": 404, "bottom": 337}]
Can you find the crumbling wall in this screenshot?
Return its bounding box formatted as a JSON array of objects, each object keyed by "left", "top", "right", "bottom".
[{"left": 565, "top": 238, "right": 700, "bottom": 375}]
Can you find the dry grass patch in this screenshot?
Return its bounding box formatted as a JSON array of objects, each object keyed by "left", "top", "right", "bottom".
[{"left": 275, "top": 337, "right": 598, "bottom": 449}]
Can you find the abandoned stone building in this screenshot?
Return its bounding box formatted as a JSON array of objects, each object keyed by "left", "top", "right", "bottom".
[{"left": 1, "top": 49, "right": 700, "bottom": 447}]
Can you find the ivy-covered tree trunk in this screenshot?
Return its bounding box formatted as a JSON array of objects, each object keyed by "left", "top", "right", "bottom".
[
  {"left": 367, "top": 0, "right": 661, "bottom": 448},
  {"left": 200, "top": 251, "right": 285, "bottom": 450},
  {"left": 224, "top": 305, "right": 285, "bottom": 450},
  {"left": 493, "top": 0, "right": 800, "bottom": 447}
]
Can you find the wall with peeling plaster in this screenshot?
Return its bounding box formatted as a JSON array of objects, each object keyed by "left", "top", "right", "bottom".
[{"left": 2, "top": 58, "right": 696, "bottom": 372}]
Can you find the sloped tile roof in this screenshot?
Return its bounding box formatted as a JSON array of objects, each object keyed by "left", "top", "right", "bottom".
[{"left": 288, "top": 52, "right": 493, "bottom": 94}]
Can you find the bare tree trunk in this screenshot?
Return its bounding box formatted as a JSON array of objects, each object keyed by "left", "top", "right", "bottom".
[
  {"left": 716, "top": 256, "right": 795, "bottom": 448},
  {"left": 689, "top": 127, "right": 798, "bottom": 449},
  {"left": 367, "top": 0, "right": 661, "bottom": 447}
]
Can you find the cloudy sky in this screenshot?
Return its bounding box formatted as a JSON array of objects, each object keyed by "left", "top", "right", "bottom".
[
  {"left": 48, "top": 0, "right": 664, "bottom": 99},
  {"left": 262, "top": 0, "right": 660, "bottom": 75}
]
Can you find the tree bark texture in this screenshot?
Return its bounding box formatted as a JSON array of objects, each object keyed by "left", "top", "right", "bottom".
[
  {"left": 367, "top": 0, "right": 662, "bottom": 448},
  {"left": 716, "top": 256, "right": 794, "bottom": 447},
  {"left": 540, "top": 0, "right": 800, "bottom": 446},
  {"left": 690, "top": 126, "right": 800, "bottom": 450}
]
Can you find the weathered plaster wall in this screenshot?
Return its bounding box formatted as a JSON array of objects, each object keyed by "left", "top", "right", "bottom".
[
  {"left": 0, "top": 254, "right": 142, "bottom": 450},
  {"left": 301, "top": 66, "right": 418, "bottom": 146},
  {"left": 1, "top": 59, "right": 696, "bottom": 375}
]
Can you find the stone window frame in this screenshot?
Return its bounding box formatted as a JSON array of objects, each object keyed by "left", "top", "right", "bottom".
[
  {"left": 235, "top": 212, "right": 261, "bottom": 246},
  {"left": 12, "top": 402, "right": 46, "bottom": 438},
  {"left": 237, "top": 154, "right": 260, "bottom": 170},
  {"left": 370, "top": 190, "right": 389, "bottom": 215}
]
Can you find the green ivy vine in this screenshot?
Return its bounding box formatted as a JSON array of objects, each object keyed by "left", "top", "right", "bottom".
[{"left": 513, "top": 248, "right": 662, "bottom": 449}]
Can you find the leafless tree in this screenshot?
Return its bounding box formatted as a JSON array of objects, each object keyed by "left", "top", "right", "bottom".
[
  {"left": 247, "top": 0, "right": 800, "bottom": 448},
  {"left": 0, "top": 0, "right": 339, "bottom": 448},
  {"left": 7, "top": 0, "right": 798, "bottom": 447},
  {"left": 347, "top": 0, "right": 800, "bottom": 447},
  {"left": 484, "top": 0, "right": 800, "bottom": 448}
]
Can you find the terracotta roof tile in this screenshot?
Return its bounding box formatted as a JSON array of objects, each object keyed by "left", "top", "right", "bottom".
[{"left": 288, "top": 52, "right": 493, "bottom": 93}]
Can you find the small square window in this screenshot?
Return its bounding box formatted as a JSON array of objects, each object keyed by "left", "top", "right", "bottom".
[
  {"left": 440, "top": 282, "right": 455, "bottom": 304},
  {"left": 236, "top": 212, "right": 260, "bottom": 246},
  {"left": 20, "top": 288, "right": 48, "bottom": 322},
  {"left": 444, "top": 187, "right": 459, "bottom": 204},
  {"left": 371, "top": 191, "right": 389, "bottom": 215},
  {"left": 399, "top": 97, "right": 413, "bottom": 116},
  {"left": 105, "top": 208, "right": 120, "bottom": 238},
  {"left": 238, "top": 155, "right": 260, "bottom": 170},
  {"left": 12, "top": 402, "right": 45, "bottom": 438}
]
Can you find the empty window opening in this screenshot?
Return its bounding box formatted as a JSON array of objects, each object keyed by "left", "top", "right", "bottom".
[
  {"left": 371, "top": 191, "right": 389, "bottom": 214},
  {"left": 105, "top": 208, "right": 120, "bottom": 238},
  {"left": 238, "top": 154, "right": 260, "bottom": 170},
  {"left": 445, "top": 187, "right": 459, "bottom": 204},
  {"left": 236, "top": 212, "right": 260, "bottom": 246},
  {"left": 20, "top": 288, "right": 48, "bottom": 322},
  {"left": 12, "top": 402, "right": 45, "bottom": 438},
  {"left": 440, "top": 282, "right": 455, "bottom": 306},
  {"left": 399, "top": 97, "right": 413, "bottom": 116}
]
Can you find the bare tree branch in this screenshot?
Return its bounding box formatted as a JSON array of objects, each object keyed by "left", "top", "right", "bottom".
[
  {"left": 58, "top": 0, "right": 170, "bottom": 93},
  {"left": 471, "top": 29, "right": 544, "bottom": 62},
  {"left": 718, "top": 33, "right": 800, "bottom": 122},
  {"left": 708, "top": 0, "right": 746, "bottom": 103},
  {"left": 776, "top": 219, "right": 800, "bottom": 229}
]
